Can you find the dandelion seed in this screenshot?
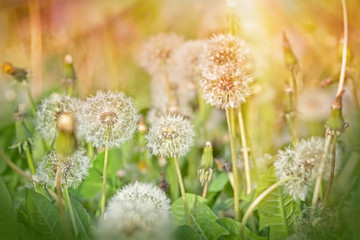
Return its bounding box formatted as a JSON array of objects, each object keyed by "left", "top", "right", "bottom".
[
  {"left": 274, "top": 137, "right": 333, "bottom": 201},
  {"left": 97, "top": 182, "right": 171, "bottom": 240},
  {"left": 146, "top": 114, "right": 194, "bottom": 158},
  {"left": 34, "top": 149, "right": 90, "bottom": 188},
  {"left": 138, "top": 33, "right": 184, "bottom": 76},
  {"left": 78, "top": 91, "right": 139, "bottom": 148},
  {"left": 36, "top": 93, "right": 81, "bottom": 141}
]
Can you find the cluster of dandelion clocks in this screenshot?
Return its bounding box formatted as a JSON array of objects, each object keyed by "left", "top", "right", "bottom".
[
  {"left": 97, "top": 182, "right": 171, "bottom": 240},
  {"left": 34, "top": 149, "right": 90, "bottom": 188},
  {"left": 79, "top": 91, "right": 139, "bottom": 149},
  {"left": 274, "top": 137, "right": 332, "bottom": 201}
]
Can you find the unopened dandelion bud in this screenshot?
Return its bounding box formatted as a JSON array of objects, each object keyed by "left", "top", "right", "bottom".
[
  {"left": 55, "top": 112, "right": 77, "bottom": 156},
  {"left": 63, "top": 54, "right": 77, "bottom": 94},
  {"left": 198, "top": 141, "right": 214, "bottom": 185},
  {"left": 326, "top": 90, "right": 349, "bottom": 136},
  {"left": 2, "top": 62, "right": 28, "bottom": 83},
  {"left": 10, "top": 106, "right": 32, "bottom": 153},
  {"left": 282, "top": 33, "right": 298, "bottom": 70}
]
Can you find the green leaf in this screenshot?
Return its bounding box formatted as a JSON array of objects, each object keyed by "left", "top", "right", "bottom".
[
  {"left": 0, "top": 176, "right": 19, "bottom": 240},
  {"left": 216, "top": 218, "right": 266, "bottom": 240},
  {"left": 24, "top": 188, "right": 65, "bottom": 240},
  {"left": 70, "top": 197, "right": 93, "bottom": 240},
  {"left": 208, "top": 172, "right": 229, "bottom": 192},
  {"left": 173, "top": 225, "right": 200, "bottom": 240},
  {"left": 256, "top": 166, "right": 300, "bottom": 240},
  {"left": 171, "top": 193, "right": 229, "bottom": 240}
]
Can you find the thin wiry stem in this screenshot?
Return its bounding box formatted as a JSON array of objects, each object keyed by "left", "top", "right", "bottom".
[
  {"left": 0, "top": 148, "right": 32, "bottom": 181},
  {"left": 100, "top": 143, "right": 110, "bottom": 215},
  {"left": 202, "top": 181, "right": 209, "bottom": 198},
  {"left": 225, "top": 108, "right": 240, "bottom": 221},
  {"left": 173, "top": 156, "right": 191, "bottom": 225},
  {"left": 311, "top": 135, "right": 333, "bottom": 209},
  {"left": 321, "top": 138, "right": 337, "bottom": 215},
  {"left": 337, "top": 0, "right": 348, "bottom": 96},
  {"left": 238, "top": 106, "right": 251, "bottom": 194},
  {"left": 25, "top": 144, "right": 35, "bottom": 175},
  {"left": 240, "top": 176, "right": 292, "bottom": 240}
]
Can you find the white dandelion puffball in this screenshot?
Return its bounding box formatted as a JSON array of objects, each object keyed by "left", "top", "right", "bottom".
[
  {"left": 200, "top": 66, "right": 252, "bottom": 109},
  {"left": 34, "top": 149, "right": 91, "bottom": 188},
  {"left": 201, "top": 33, "right": 249, "bottom": 76},
  {"left": 138, "top": 32, "right": 184, "bottom": 76},
  {"left": 97, "top": 182, "right": 171, "bottom": 240},
  {"left": 79, "top": 91, "right": 139, "bottom": 149},
  {"left": 146, "top": 114, "right": 194, "bottom": 158},
  {"left": 274, "top": 137, "right": 332, "bottom": 201},
  {"left": 36, "top": 93, "right": 81, "bottom": 140}
]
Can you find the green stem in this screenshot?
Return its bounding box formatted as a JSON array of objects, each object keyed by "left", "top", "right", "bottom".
[
  {"left": 238, "top": 106, "right": 251, "bottom": 194},
  {"left": 25, "top": 144, "right": 35, "bottom": 174},
  {"left": 63, "top": 187, "right": 79, "bottom": 236},
  {"left": 173, "top": 156, "right": 191, "bottom": 225},
  {"left": 311, "top": 135, "right": 333, "bottom": 209},
  {"left": 225, "top": 108, "right": 240, "bottom": 221},
  {"left": 240, "top": 176, "right": 292, "bottom": 240},
  {"left": 169, "top": 156, "right": 180, "bottom": 201},
  {"left": 0, "top": 148, "right": 32, "bottom": 181},
  {"left": 100, "top": 144, "right": 109, "bottom": 215},
  {"left": 321, "top": 138, "right": 337, "bottom": 215},
  {"left": 25, "top": 85, "right": 37, "bottom": 116}
]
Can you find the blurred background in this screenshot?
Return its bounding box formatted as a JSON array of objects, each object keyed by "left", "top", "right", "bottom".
[{"left": 0, "top": 0, "right": 359, "bottom": 154}]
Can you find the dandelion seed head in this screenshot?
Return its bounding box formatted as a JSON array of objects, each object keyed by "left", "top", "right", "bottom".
[
  {"left": 34, "top": 149, "right": 90, "bottom": 188},
  {"left": 139, "top": 33, "right": 184, "bottom": 76},
  {"left": 97, "top": 182, "right": 171, "bottom": 240},
  {"left": 146, "top": 114, "right": 194, "bottom": 157},
  {"left": 36, "top": 93, "right": 81, "bottom": 141},
  {"left": 200, "top": 67, "right": 252, "bottom": 109},
  {"left": 274, "top": 137, "right": 331, "bottom": 201},
  {"left": 78, "top": 91, "right": 139, "bottom": 149}
]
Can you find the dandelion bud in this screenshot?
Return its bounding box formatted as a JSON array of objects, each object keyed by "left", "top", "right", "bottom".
[
  {"left": 63, "top": 54, "right": 77, "bottom": 95},
  {"left": 146, "top": 114, "right": 194, "bottom": 158},
  {"left": 10, "top": 106, "right": 32, "bottom": 153},
  {"left": 198, "top": 141, "right": 214, "bottom": 186},
  {"left": 326, "top": 90, "right": 349, "bottom": 136},
  {"left": 2, "top": 62, "right": 28, "bottom": 83},
  {"left": 282, "top": 33, "right": 299, "bottom": 70},
  {"left": 55, "top": 112, "right": 77, "bottom": 156},
  {"left": 97, "top": 182, "right": 171, "bottom": 240}
]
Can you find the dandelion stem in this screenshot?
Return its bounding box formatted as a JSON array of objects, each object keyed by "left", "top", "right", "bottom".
[
  {"left": 202, "top": 181, "right": 209, "bottom": 198},
  {"left": 198, "top": 87, "right": 207, "bottom": 139},
  {"left": 0, "top": 148, "right": 32, "bottom": 181},
  {"left": 337, "top": 0, "right": 348, "bottom": 96},
  {"left": 226, "top": 108, "right": 240, "bottom": 221},
  {"left": 25, "top": 85, "right": 37, "bottom": 115},
  {"left": 173, "top": 156, "right": 191, "bottom": 225},
  {"left": 311, "top": 135, "right": 332, "bottom": 209},
  {"left": 63, "top": 187, "right": 79, "bottom": 236},
  {"left": 321, "top": 138, "right": 337, "bottom": 215},
  {"left": 290, "top": 69, "right": 299, "bottom": 144},
  {"left": 25, "top": 144, "right": 35, "bottom": 175},
  {"left": 240, "top": 176, "right": 292, "bottom": 240},
  {"left": 100, "top": 144, "right": 109, "bottom": 215},
  {"left": 238, "top": 106, "right": 252, "bottom": 194}
]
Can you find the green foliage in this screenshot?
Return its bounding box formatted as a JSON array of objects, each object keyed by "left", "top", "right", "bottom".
[
  {"left": 256, "top": 166, "right": 301, "bottom": 240},
  {"left": 216, "top": 218, "right": 266, "bottom": 240},
  {"left": 172, "top": 193, "right": 229, "bottom": 240},
  {"left": 69, "top": 197, "right": 93, "bottom": 240}
]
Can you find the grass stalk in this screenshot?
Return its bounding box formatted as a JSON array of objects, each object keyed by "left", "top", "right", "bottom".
[
  {"left": 240, "top": 176, "right": 292, "bottom": 240},
  {"left": 238, "top": 106, "right": 252, "bottom": 194},
  {"left": 0, "top": 149, "right": 32, "bottom": 182},
  {"left": 225, "top": 108, "right": 240, "bottom": 221},
  {"left": 25, "top": 144, "right": 35, "bottom": 174}
]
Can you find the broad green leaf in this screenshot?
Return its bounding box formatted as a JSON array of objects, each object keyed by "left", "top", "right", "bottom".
[
  {"left": 0, "top": 176, "right": 19, "bottom": 240},
  {"left": 25, "top": 188, "right": 65, "bottom": 240},
  {"left": 70, "top": 197, "right": 93, "bottom": 240},
  {"left": 216, "top": 218, "right": 266, "bottom": 240},
  {"left": 173, "top": 225, "right": 201, "bottom": 240},
  {"left": 171, "top": 193, "right": 229, "bottom": 240},
  {"left": 208, "top": 172, "right": 229, "bottom": 192},
  {"left": 256, "top": 166, "right": 300, "bottom": 240}
]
